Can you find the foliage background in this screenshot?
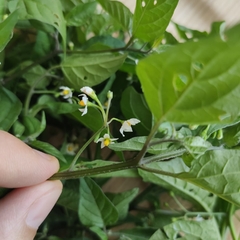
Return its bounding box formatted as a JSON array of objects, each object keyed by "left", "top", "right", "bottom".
[{"left": 1, "top": 0, "right": 240, "bottom": 239}]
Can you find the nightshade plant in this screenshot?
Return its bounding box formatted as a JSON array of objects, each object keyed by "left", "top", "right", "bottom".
[{"left": 1, "top": 0, "right": 240, "bottom": 239}]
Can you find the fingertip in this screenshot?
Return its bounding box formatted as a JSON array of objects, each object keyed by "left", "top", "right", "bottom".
[{"left": 0, "top": 180, "right": 63, "bottom": 240}]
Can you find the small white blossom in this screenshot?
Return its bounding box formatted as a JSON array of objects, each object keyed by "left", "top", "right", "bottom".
[
  {"left": 66, "top": 143, "right": 79, "bottom": 155},
  {"left": 59, "top": 86, "right": 73, "bottom": 99},
  {"left": 120, "top": 118, "right": 140, "bottom": 137},
  {"left": 80, "top": 86, "right": 94, "bottom": 96},
  {"left": 96, "top": 134, "right": 118, "bottom": 149},
  {"left": 78, "top": 94, "right": 88, "bottom": 116}
]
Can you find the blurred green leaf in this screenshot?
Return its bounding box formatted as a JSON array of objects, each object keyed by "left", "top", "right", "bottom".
[
  {"left": 223, "top": 123, "right": 240, "bottom": 147},
  {"left": 118, "top": 228, "right": 156, "bottom": 240},
  {"left": 66, "top": 2, "right": 97, "bottom": 26},
  {"left": 133, "top": 0, "right": 178, "bottom": 42},
  {"left": 0, "top": 87, "right": 22, "bottom": 131},
  {"left": 137, "top": 38, "right": 240, "bottom": 124},
  {"left": 97, "top": 0, "right": 133, "bottom": 31},
  {"left": 12, "top": 120, "right": 25, "bottom": 137},
  {"left": 149, "top": 229, "right": 168, "bottom": 240},
  {"left": 79, "top": 177, "right": 118, "bottom": 227},
  {"left": 61, "top": 53, "right": 127, "bottom": 88},
  {"left": 29, "top": 140, "right": 67, "bottom": 163},
  {"left": 0, "top": 10, "right": 18, "bottom": 52},
  {"left": 22, "top": 111, "right": 46, "bottom": 140},
  {"left": 106, "top": 188, "right": 139, "bottom": 220},
  {"left": 121, "top": 87, "right": 152, "bottom": 135},
  {"left": 57, "top": 180, "right": 80, "bottom": 211},
  {"left": 163, "top": 218, "right": 221, "bottom": 239},
  {"left": 89, "top": 226, "right": 108, "bottom": 240},
  {"left": 22, "top": 61, "right": 50, "bottom": 89},
  {"left": 70, "top": 107, "right": 103, "bottom": 132},
  {"left": 8, "top": 0, "right": 66, "bottom": 51}
]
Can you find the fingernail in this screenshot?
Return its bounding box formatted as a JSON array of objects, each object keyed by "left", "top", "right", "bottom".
[{"left": 25, "top": 187, "right": 61, "bottom": 229}]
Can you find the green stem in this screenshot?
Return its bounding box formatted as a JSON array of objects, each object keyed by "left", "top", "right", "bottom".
[
  {"left": 138, "top": 164, "right": 179, "bottom": 178},
  {"left": 134, "top": 119, "right": 162, "bottom": 163},
  {"left": 24, "top": 66, "right": 60, "bottom": 115},
  {"left": 49, "top": 158, "right": 138, "bottom": 180},
  {"left": 68, "top": 126, "right": 106, "bottom": 171},
  {"left": 228, "top": 204, "right": 238, "bottom": 240}
]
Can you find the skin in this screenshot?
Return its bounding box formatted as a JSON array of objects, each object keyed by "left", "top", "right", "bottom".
[{"left": 0, "top": 130, "right": 62, "bottom": 240}]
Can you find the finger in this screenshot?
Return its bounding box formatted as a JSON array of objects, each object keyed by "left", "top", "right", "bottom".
[
  {"left": 0, "top": 130, "right": 59, "bottom": 188},
  {"left": 0, "top": 180, "right": 62, "bottom": 240}
]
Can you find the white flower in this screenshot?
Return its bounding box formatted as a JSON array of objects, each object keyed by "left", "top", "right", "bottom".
[
  {"left": 78, "top": 94, "right": 88, "bottom": 116},
  {"left": 66, "top": 143, "right": 78, "bottom": 155},
  {"left": 96, "top": 134, "right": 118, "bottom": 149},
  {"left": 120, "top": 118, "right": 140, "bottom": 137},
  {"left": 59, "top": 86, "right": 73, "bottom": 99},
  {"left": 80, "top": 86, "right": 94, "bottom": 96}
]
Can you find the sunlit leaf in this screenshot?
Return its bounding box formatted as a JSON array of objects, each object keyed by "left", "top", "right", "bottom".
[
  {"left": 79, "top": 177, "right": 118, "bottom": 227},
  {"left": 133, "top": 0, "right": 178, "bottom": 42},
  {"left": 97, "top": 0, "right": 133, "bottom": 31},
  {"left": 0, "top": 87, "right": 22, "bottom": 131},
  {"left": 0, "top": 10, "right": 18, "bottom": 52},
  {"left": 163, "top": 218, "right": 221, "bottom": 239},
  {"left": 139, "top": 158, "right": 216, "bottom": 211},
  {"left": 137, "top": 38, "right": 240, "bottom": 124},
  {"left": 61, "top": 53, "right": 127, "bottom": 88},
  {"left": 179, "top": 149, "right": 240, "bottom": 206}
]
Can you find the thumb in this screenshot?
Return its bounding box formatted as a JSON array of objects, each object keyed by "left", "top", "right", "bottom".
[{"left": 0, "top": 180, "right": 62, "bottom": 240}]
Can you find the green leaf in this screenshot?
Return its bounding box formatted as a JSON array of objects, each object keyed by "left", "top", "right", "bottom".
[
  {"left": 106, "top": 188, "right": 139, "bottom": 220},
  {"left": 22, "top": 111, "right": 46, "bottom": 140},
  {"left": 61, "top": 53, "right": 127, "bottom": 88},
  {"left": 29, "top": 140, "right": 67, "bottom": 163},
  {"left": 223, "top": 123, "right": 240, "bottom": 147},
  {"left": 97, "top": 0, "right": 133, "bottom": 31},
  {"left": 109, "top": 136, "right": 178, "bottom": 156},
  {"left": 12, "top": 120, "right": 25, "bottom": 137},
  {"left": 57, "top": 180, "right": 79, "bottom": 211},
  {"left": 79, "top": 177, "right": 118, "bottom": 227},
  {"left": 139, "top": 158, "right": 216, "bottom": 212},
  {"left": 0, "top": 87, "right": 22, "bottom": 131},
  {"left": 149, "top": 229, "right": 168, "bottom": 240},
  {"left": 8, "top": 0, "right": 66, "bottom": 51},
  {"left": 89, "top": 226, "right": 108, "bottom": 240},
  {"left": 133, "top": 0, "right": 178, "bottom": 42},
  {"left": 137, "top": 38, "right": 240, "bottom": 124},
  {"left": 178, "top": 149, "right": 240, "bottom": 206},
  {"left": 121, "top": 87, "right": 152, "bottom": 135},
  {"left": 22, "top": 62, "right": 50, "bottom": 89},
  {"left": 48, "top": 103, "right": 80, "bottom": 114},
  {"left": 163, "top": 218, "right": 221, "bottom": 239},
  {"left": 118, "top": 228, "right": 156, "bottom": 240},
  {"left": 0, "top": 10, "right": 18, "bottom": 52},
  {"left": 66, "top": 2, "right": 97, "bottom": 26},
  {"left": 70, "top": 107, "right": 103, "bottom": 132}
]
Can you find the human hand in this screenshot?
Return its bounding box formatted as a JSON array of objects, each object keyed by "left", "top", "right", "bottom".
[{"left": 0, "top": 130, "right": 62, "bottom": 240}]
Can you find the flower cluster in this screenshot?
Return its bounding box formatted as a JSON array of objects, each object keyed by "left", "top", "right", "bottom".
[
  {"left": 77, "top": 86, "right": 141, "bottom": 148},
  {"left": 59, "top": 85, "right": 140, "bottom": 148}
]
